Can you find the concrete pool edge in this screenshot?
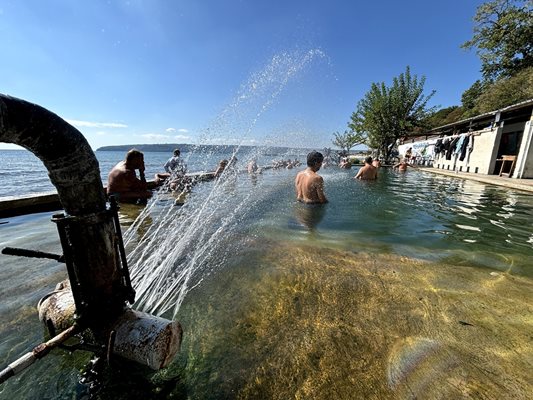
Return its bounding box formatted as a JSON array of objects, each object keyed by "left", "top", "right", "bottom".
[{"left": 419, "top": 167, "right": 533, "bottom": 193}]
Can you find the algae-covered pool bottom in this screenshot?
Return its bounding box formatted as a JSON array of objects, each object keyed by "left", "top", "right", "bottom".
[
  {"left": 165, "top": 239, "right": 532, "bottom": 400},
  {"left": 3, "top": 236, "right": 531, "bottom": 399}
]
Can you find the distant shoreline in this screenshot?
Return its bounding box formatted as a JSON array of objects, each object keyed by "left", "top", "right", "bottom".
[{"left": 95, "top": 143, "right": 315, "bottom": 154}]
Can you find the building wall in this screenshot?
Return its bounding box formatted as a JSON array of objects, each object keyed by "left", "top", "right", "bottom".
[
  {"left": 432, "top": 121, "right": 533, "bottom": 176},
  {"left": 514, "top": 119, "right": 533, "bottom": 178},
  {"left": 398, "top": 140, "right": 437, "bottom": 165},
  {"left": 433, "top": 127, "right": 501, "bottom": 174}
]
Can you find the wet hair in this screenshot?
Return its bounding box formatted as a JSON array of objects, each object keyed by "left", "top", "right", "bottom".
[
  {"left": 126, "top": 149, "right": 143, "bottom": 162},
  {"left": 173, "top": 148, "right": 180, "bottom": 156},
  {"left": 307, "top": 151, "right": 324, "bottom": 167},
  {"left": 365, "top": 156, "right": 373, "bottom": 164}
]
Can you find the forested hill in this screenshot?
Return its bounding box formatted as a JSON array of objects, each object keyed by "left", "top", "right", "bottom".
[
  {"left": 96, "top": 143, "right": 313, "bottom": 155},
  {"left": 97, "top": 143, "right": 208, "bottom": 152}
]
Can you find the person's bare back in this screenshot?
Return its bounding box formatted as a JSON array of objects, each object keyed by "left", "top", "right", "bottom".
[
  {"left": 295, "top": 151, "right": 328, "bottom": 204},
  {"left": 107, "top": 150, "right": 152, "bottom": 202},
  {"left": 355, "top": 156, "right": 378, "bottom": 180}
]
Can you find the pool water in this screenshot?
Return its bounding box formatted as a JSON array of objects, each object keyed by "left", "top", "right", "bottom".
[{"left": 0, "top": 166, "right": 532, "bottom": 399}]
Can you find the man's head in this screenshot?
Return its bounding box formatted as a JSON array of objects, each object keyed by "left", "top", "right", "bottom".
[
  {"left": 173, "top": 148, "right": 180, "bottom": 157},
  {"left": 307, "top": 151, "right": 324, "bottom": 169},
  {"left": 125, "top": 149, "right": 144, "bottom": 168},
  {"left": 365, "top": 156, "right": 373, "bottom": 165}
]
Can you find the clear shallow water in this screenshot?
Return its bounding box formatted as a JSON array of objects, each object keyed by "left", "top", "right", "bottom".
[{"left": 0, "top": 159, "right": 532, "bottom": 399}]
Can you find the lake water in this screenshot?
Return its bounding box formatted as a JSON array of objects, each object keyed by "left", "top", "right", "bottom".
[
  {"left": 0, "top": 149, "right": 532, "bottom": 399},
  {"left": 0, "top": 149, "right": 303, "bottom": 198}
]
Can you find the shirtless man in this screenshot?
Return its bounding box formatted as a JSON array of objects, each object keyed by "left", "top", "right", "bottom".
[
  {"left": 107, "top": 149, "right": 152, "bottom": 202},
  {"left": 214, "top": 159, "right": 229, "bottom": 177},
  {"left": 355, "top": 156, "right": 378, "bottom": 180},
  {"left": 393, "top": 158, "right": 418, "bottom": 172},
  {"left": 247, "top": 159, "right": 259, "bottom": 174},
  {"left": 295, "top": 151, "right": 328, "bottom": 204},
  {"left": 339, "top": 157, "right": 352, "bottom": 169}
]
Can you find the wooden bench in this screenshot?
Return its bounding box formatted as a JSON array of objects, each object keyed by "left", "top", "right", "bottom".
[{"left": 499, "top": 155, "right": 517, "bottom": 177}]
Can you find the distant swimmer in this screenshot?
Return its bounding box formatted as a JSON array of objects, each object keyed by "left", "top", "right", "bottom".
[
  {"left": 393, "top": 159, "right": 418, "bottom": 172},
  {"left": 295, "top": 151, "right": 328, "bottom": 204},
  {"left": 354, "top": 156, "right": 378, "bottom": 180},
  {"left": 107, "top": 149, "right": 153, "bottom": 203},
  {"left": 405, "top": 147, "right": 412, "bottom": 161},
  {"left": 161, "top": 148, "right": 191, "bottom": 191},
  {"left": 164, "top": 148, "right": 187, "bottom": 176},
  {"left": 214, "top": 159, "right": 229, "bottom": 177},
  {"left": 247, "top": 158, "right": 259, "bottom": 174},
  {"left": 339, "top": 157, "right": 352, "bottom": 169}
]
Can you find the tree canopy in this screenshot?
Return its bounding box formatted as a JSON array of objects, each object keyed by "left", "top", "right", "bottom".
[
  {"left": 475, "top": 66, "right": 533, "bottom": 112},
  {"left": 331, "top": 130, "right": 367, "bottom": 154},
  {"left": 423, "top": 106, "right": 464, "bottom": 128},
  {"left": 349, "top": 66, "right": 436, "bottom": 160},
  {"left": 462, "top": 0, "right": 533, "bottom": 81},
  {"left": 423, "top": 0, "right": 533, "bottom": 129}
]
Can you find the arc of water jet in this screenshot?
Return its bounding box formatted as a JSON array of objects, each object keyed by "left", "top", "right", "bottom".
[
  {"left": 130, "top": 181, "right": 234, "bottom": 312},
  {"left": 126, "top": 49, "right": 328, "bottom": 317}
]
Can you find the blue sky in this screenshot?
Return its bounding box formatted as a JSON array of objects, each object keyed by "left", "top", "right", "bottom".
[{"left": 0, "top": 0, "right": 484, "bottom": 150}]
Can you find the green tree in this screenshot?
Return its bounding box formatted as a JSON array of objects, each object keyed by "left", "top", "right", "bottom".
[
  {"left": 331, "top": 130, "right": 367, "bottom": 154},
  {"left": 349, "top": 66, "right": 436, "bottom": 161},
  {"left": 462, "top": 0, "right": 533, "bottom": 80},
  {"left": 424, "top": 106, "right": 464, "bottom": 128},
  {"left": 475, "top": 66, "right": 533, "bottom": 112},
  {"left": 461, "top": 80, "right": 486, "bottom": 117}
]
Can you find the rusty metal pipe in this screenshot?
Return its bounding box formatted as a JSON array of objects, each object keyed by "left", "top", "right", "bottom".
[
  {"left": 0, "top": 94, "right": 182, "bottom": 370},
  {"left": 0, "top": 94, "right": 105, "bottom": 215},
  {"left": 0, "top": 94, "right": 125, "bottom": 321},
  {"left": 38, "top": 286, "right": 181, "bottom": 370},
  {"left": 0, "top": 324, "right": 80, "bottom": 384}
]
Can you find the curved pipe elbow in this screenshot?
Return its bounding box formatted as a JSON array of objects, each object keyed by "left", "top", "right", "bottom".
[{"left": 0, "top": 94, "right": 106, "bottom": 215}]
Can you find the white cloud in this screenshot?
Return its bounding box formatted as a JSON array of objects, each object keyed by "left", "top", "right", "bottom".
[
  {"left": 139, "top": 133, "right": 171, "bottom": 140},
  {"left": 203, "top": 137, "right": 258, "bottom": 145},
  {"left": 177, "top": 128, "right": 189, "bottom": 133},
  {"left": 67, "top": 119, "right": 128, "bottom": 128},
  {"left": 174, "top": 135, "right": 191, "bottom": 140},
  {"left": 166, "top": 128, "right": 176, "bottom": 133}
]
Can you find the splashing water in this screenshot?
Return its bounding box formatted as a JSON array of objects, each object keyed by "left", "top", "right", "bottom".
[{"left": 124, "top": 49, "right": 326, "bottom": 318}]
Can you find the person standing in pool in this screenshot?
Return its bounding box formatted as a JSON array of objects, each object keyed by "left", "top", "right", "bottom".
[
  {"left": 214, "top": 159, "right": 229, "bottom": 177},
  {"left": 393, "top": 158, "right": 418, "bottom": 172},
  {"left": 295, "top": 151, "right": 328, "bottom": 204},
  {"left": 163, "top": 148, "right": 187, "bottom": 176},
  {"left": 355, "top": 156, "right": 378, "bottom": 180}
]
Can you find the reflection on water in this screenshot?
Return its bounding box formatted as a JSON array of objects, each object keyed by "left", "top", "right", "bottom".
[
  {"left": 290, "top": 201, "right": 326, "bottom": 232},
  {"left": 0, "top": 168, "right": 532, "bottom": 398}
]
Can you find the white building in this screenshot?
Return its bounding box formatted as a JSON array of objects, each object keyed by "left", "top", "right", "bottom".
[{"left": 398, "top": 99, "right": 533, "bottom": 178}]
